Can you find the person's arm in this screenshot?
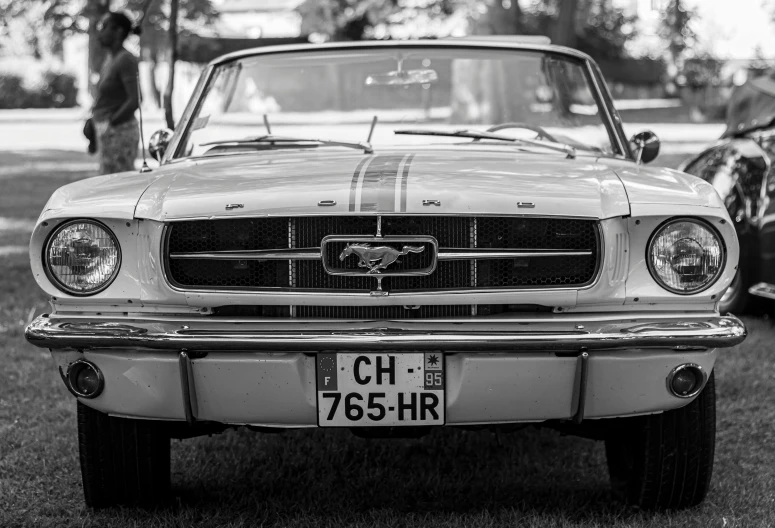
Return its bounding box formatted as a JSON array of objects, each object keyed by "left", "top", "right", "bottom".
[{"left": 110, "top": 54, "right": 140, "bottom": 126}]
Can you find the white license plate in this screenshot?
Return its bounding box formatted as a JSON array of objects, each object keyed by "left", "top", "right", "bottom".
[{"left": 316, "top": 352, "right": 445, "bottom": 427}]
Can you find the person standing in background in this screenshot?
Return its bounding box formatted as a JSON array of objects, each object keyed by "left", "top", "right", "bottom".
[{"left": 93, "top": 11, "right": 141, "bottom": 175}]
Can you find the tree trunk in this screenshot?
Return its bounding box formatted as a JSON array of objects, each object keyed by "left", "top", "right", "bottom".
[
  {"left": 141, "top": 46, "right": 162, "bottom": 108},
  {"left": 163, "top": 0, "right": 178, "bottom": 130},
  {"left": 450, "top": 1, "right": 528, "bottom": 124},
  {"left": 552, "top": 0, "right": 578, "bottom": 48},
  {"left": 85, "top": 0, "right": 111, "bottom": 100}
]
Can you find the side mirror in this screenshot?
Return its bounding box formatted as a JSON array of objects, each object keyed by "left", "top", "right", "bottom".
[
  {"left": 149, "top": 128, "right": 174, "bottom": 162},
  {"left": 629, "top": 130, "right": 660, "bottom": 164}
]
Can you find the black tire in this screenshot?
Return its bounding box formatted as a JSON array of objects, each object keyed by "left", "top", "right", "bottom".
[
  {"left": 718, "top": 265, "right": 750, "bottom": 315},
  {"left": 604, "top": 371, "right": 716, "bottom": 511},
  {"left": 77, "top": 401, "right": 171, "bottom": 508}
]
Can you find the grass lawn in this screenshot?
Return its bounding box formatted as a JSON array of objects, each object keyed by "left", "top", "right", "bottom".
[{"left": 1, "top": 150, "right": 773, "bottom": 528}]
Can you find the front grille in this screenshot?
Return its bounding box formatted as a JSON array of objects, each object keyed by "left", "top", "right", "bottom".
[
  {"left": 211, "top": 304, "right": 552, "bottom": 318},
  {"left": 295, "top": 305, "right": 472, "bottom": 318},
  {"left": 165, "top": 216, "right": 599, "bottom": 292}
]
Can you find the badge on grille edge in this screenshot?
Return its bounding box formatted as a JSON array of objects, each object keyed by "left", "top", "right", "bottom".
[{"left": 321, "top": 235, "right": 438, "bottom": 278}]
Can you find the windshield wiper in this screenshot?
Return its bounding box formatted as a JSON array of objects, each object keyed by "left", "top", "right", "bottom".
[
  {"left": 394, "top": 128, "right": 576, "bottom": 159},
  {"left": 201, "top": 135, "right": 373, "bottom": 154}
]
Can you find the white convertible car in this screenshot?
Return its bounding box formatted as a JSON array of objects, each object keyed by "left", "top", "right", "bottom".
[{"left": 25, "top": 39, "right": 746, "bottom": 510}]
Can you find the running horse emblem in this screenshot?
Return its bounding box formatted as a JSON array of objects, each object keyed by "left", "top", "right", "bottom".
[{"left": 339, "top": 243, "right": 425, "bottom": 274}]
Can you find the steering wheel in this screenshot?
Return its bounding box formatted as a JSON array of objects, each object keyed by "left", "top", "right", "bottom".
[{"left": 486, "top": 122, "right": 559, "bottom": 143}]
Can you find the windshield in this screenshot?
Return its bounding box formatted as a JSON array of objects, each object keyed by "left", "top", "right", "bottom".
[{"left": 175, "top": 46, "right": 619, "bottom": 159}]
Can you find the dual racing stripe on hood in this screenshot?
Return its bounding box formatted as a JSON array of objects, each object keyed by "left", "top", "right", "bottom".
[
  {"left": 133, "top": 150, "right": 633, "bottom": 221},
  {"left": 348, "top": 154, "right": 415, "bottom": 212}
]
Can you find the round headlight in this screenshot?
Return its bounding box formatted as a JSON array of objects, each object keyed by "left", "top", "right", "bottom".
[
  {"left": 45, "top": 220, "right": 121, "bottom": 296},
  {"left": 647, "top": 218, "right": 724, "bottom": 294}
]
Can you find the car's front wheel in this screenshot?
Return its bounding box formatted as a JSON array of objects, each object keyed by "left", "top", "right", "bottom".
[
  {"left": 77, "top": 401, "right": 171, "bottom": 508},
  {"left": 604, "top": 371, "right": 716, "bottom": 510}
]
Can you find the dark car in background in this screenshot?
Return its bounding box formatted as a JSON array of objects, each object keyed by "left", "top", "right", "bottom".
[{"left": 681, "top": 75, "right": 775, "bottom": 313}]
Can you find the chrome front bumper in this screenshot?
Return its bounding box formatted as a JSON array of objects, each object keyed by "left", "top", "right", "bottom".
[
  {"left": 29, "top": 313, "right": 745, "bottom": 426},
  {"left": 26, "top": 313, "right": 746, "bottom": 352}
]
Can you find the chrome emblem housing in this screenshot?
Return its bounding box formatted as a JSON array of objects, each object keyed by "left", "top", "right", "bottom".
[
  {"left": 321, "top": 235, "right": 438, "bottom": 277},
  {"left": 339, "top": 243, "right": 425, "bottom": 274}
]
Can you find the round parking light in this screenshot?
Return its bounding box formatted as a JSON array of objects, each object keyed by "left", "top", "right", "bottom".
[
  {"left": 666, "top": 364, "right": 705, "bottom": 398},
  {"left": 66, "top": 360, "right": 104, "bottom": 398}
]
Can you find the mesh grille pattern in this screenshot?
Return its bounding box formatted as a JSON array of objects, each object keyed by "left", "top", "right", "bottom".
[
  {"left": 165, "top": 216, "right": 598, "bottom": 291},
  {"left": 475, "top": 218, "right": 598, "bottom": 287},
  {"left": 211, "top": 304, "right": 551, "bottom": 318},
  {"left": 295, "top": 305, "right": 471, "bottom": 318},
  {"left": 167, "top": 218, "right": 289, "bottom": 288}
]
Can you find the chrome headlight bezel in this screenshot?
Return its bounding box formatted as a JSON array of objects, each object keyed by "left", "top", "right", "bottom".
[
  {"left": 646, "top": 217, "right": 726, "bottom": 295},
  {"left": 43, "top": 219, "right": 122, "bottom": 297}
]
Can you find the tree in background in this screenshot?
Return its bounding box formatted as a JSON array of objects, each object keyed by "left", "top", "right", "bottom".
[
  {"left": 658, "top": 0, "right": 696, "bottom": 91},
  {"left": 0, "top": 0, "right": 216, "bottom": 110},
  {"left": 297, "top": 0, "right": 634, "bottom": 61},
  {"left": 298, "top": 0, "right": 458, "bottom": 41},
  {"left": 124, "top": 0, "right": 217, "bottom": 109},
  {"left": 658, "top": 0, "right": 709, "bottom": 119},
  {"left": 467, "top": 0, "right": 635, "bottom": 60},
  {"left": 0, "top": 0, "right": 110, "bottom": 97},
  {"left": 85, "top": 0, "right": 111, "bottom": 98}
]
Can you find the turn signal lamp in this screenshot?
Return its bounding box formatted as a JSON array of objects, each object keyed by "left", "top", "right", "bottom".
[
  {"left": 667, "top": 364, "right": 704, "bottom": 398},
  {"left": 66, "top": 360, "right": 104, "bottom": 398}
]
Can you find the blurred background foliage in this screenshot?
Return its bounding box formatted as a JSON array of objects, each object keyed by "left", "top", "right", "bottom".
[
  {"left": 298, "top": 0, "right": 637, "bottom": 60},
  {"left": 0, "top": 0, "right": 734, "bottom": 119}
]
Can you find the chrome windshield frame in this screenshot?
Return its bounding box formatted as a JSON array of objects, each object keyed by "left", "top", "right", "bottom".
[{"left": 166, "top": 41, "right": 631, "bottom": 163}]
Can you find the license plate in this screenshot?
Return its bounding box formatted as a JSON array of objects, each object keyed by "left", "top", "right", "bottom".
[{"left": 316, "top": 353, "right": 445, "bottom": 427}]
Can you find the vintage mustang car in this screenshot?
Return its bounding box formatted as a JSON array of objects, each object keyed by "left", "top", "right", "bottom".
[{"left": 25, "top": 39, "right": 746, "bottom": 510}]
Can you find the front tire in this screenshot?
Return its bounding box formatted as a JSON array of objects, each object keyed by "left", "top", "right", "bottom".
[
  {"left": 604, "top": 371, "right": 716, "bottom": 511},
  {"left": 77, "top": 401, "right": 171, "bottom": 508}
]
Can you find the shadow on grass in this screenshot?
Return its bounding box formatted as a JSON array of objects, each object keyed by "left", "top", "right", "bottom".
[{"left": 91, "top": 426, "right": 645, "bottom": 526}]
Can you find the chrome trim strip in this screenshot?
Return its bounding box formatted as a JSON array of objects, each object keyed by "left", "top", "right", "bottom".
[
  {"left": 289, "top": 218, "right": 296, "bottom": 317},
  {"left": 470, "top": 217, "right": 477, "bottom": 315},
  {"left": 161, "top": 212, "right": 604, "bottom": 222},
  {"left": 438, "top": 249, "right": 593, "bottom": 260},
  {"left": 178, "top": 350, "right": 198, "bottom": 425},
  {"left": 749, "top": 282, "right": 775, "bottom": 300},
  {"left": 571, "top": 351, "right": 589, "bottom": 424},
  {"left": 169, "top": 248, "right": 592, "bottom": 261},
  {"left": 584, "top": 58, "right": 629, "bottom": 157},
  {"left": 166, "top": 64, "right": 215, "bottom": 162},
  {"left": 209, "top": 40, "right": 599, "bottom": 72},
  {"left": 170, "top": 248, "right": 321, "bottom": 260},
  {"left": 26, "top": 314, "right": 746, "bottom": 352}
]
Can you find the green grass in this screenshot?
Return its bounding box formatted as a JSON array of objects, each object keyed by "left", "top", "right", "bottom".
[{"left": 1, "top": 150, "right": 774, "bottom": 527}]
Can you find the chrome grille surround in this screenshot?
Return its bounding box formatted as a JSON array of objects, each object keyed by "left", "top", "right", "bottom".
[{"left": 163, "top": 215, "right": 603, "bottom": 294}]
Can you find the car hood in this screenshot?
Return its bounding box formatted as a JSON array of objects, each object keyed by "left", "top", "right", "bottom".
[
  {"left": 40, "top": 170, "right": 158, "bottom": 223},
  {"left": 134, "top": 150, "right": 632, "bottom": 221},
  {"left": 605, "top": 159, "right": 725, "bottom": 208}
]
